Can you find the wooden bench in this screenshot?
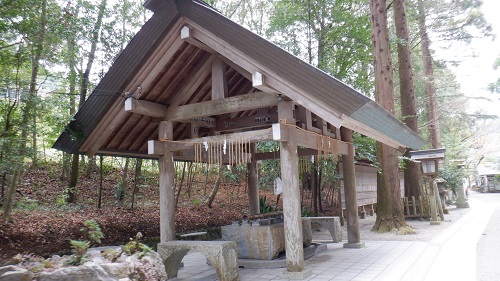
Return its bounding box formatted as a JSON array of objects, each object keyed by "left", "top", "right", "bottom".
[{"left": 157, "top": 240, "right": 239, "bottom": 281}]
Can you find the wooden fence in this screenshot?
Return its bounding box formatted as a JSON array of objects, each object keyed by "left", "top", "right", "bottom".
[{"left": 402, "top": 195, "right": 430, "bottom": 219}]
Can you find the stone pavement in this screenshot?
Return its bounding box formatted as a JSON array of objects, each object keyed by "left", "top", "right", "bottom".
[{"left": 170, "top": 194, "right": 496, "bottom": 281}]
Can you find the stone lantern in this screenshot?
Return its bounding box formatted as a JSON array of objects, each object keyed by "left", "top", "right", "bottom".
[{"left": 410, "top": 148, "right": 446, "bottom": 225}]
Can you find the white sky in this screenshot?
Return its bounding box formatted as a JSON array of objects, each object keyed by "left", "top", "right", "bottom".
[{"left": 437, "top": 0, "right": 500, "bottom": 161}]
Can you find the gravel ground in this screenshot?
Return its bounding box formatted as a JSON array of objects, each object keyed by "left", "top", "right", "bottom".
[{"left": 313, "top": 205, "right": 471, "bottom": 242}]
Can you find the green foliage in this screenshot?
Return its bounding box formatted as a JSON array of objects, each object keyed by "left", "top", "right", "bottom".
[
  {"left": 301, "top": 206, "right": 316, "bottom": 217},
  {"left": 121, "top": 232, "right": 153, "bottom": 259},
  {"left": 352, "top": 133, "right": 379, "bottom": 170},
  {"left": 267, "top": 0, "right": 373, "bottom": 93},
  {"left": 81, "top": 219, "right": 104, "bottom": 245},
  {"left": 440, "top": 161, "right": 465, "bottom": 193},
  {"left": 259, "top": 196, "right": 279, "bottom": 214},
  {"left": 191, "top": 198, "right": 202, "bottom": 205},
  {"left": 113, "top": 183, "right": 127, "bottom": 203},
  {"left": 66, "top": 240, "right": 90, "bottom": 266},
  {"left": 15, "top": 197, "right": 39, "bottom": 211},
  {"left": 319, "top": 158, "right": 341, "bottom": 187},
  {"left": 256, "top": 141, "right": 280, "bottom": 190},
  {"left": 223, "top": 165, "right": 243, "bottom": 183},
  {"left": 56, "top": 188, "right": 72, "bottom": 207}
]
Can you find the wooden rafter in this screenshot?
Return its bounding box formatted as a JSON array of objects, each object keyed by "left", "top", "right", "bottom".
[
  {"left": 184, "top": 21, "right": 344, "bottom": 129},
  {"left": 80, "top": 19, "right": 187, "bottom": 157},
  {"left": 166, "top": 91, "right": 277, "bottom": 121}
]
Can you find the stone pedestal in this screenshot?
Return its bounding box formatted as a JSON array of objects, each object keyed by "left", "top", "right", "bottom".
[{"left": 221, "top": 219, "right": 312, "bottom": 260}]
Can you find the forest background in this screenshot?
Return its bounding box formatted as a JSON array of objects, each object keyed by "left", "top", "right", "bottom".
[{"left": 0, "top": 0, "right": 499, "bottom": 261}]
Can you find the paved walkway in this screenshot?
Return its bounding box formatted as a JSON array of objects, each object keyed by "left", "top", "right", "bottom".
[{"left": 170, "top": 193, "right": 498, "bottom": 281}]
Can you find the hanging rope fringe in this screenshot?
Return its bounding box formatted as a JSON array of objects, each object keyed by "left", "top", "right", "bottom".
[{"left": 160, "top": 123, "right": 345, "bottom": 165}]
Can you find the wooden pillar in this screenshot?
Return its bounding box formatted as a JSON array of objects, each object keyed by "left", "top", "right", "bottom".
[
  {"left": 247, "top": 143, "right": 260, "bottom": 215},
  {"left": 278, "top": 100, "right": 304, "bottom": 272},
  {"left": 340, "top": 127, "right": 364, "bottom": 248},
  {"left": 159, "top": 121, "right": 176, "bottom": 242}
]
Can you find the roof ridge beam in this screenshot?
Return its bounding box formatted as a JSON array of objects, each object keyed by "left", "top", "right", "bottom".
[{"left": 125, "top": 91, "right": 278, "bottom": 121}]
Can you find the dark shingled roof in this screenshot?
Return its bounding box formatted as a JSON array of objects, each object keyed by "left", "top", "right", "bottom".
[{"left": 53, "top": 0, "right": 426, "bottom": 156}]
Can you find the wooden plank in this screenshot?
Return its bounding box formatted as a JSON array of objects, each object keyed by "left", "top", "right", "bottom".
[
  {"left": 186, "top": 20, "right": 344, "bottom": 129},
  {"left": 256, "top": 148, "right": 323, "bottom": 161},
  {"left": 171, "top": 150, "right": 251, "bottom": 164},
  {"left": 284, "top": 124, "right": 349, "bottom": 155},
  {"left": 190, "top": 117, "right": 216, "bottom": 128},
  {"left": 124, "top": 98, "right": 167, "bottom": 118},
  {"left": 252, "top": 71, "right": 278, "bottom": 94},
  {"left": 165, "top": 91, "right": 277, "bottom": 121},
  {"left": 81, "top": 19, "right": 187, "bottom": 156},
  {"left": 159, "top": 121, "right": 175, "bottom": 242},
  {"left": 212, "top": 57, "right": 228, "bottom": 100},
  {"left": 168, "top": 55, "right": 214, "bottom": 107},
  {"left": 180, "top": 25, "right": 216, "bottom": 54},
  {"left": 215, "top": 112, "right": 277, "bottom": 132}
]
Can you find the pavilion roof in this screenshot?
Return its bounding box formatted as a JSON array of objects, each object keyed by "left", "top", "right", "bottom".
[{"left": 53, "top": 0, "right": 426, "bottom": 157}]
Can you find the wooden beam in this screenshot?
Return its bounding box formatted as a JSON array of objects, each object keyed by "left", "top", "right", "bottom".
[
  {"left": 256, "top": 148, "right": 327, "bottom": 161},
  {"left": 271, "top": 124, "right": 349, "bottom": 155},
  {"left": 252, "top": 71, "right": 278, "bottom": 94},
  {"left": 190, "top": 117, "right": 216, "bottom": 128},
  {"left": 172, "top": 150, "right": 251, "bottom": 164},
  {"left": 277, "top": 98, "right": 304, "bottom": 271},
  {"left": 217, "top": 55, "right": 252, "bottom": 80},
  {"left": 148, "top": 127, "right": 274, "bottom": 157},
  {"left": 180, "top": 25, "right": 216, "bottom": 54},
  {"left": 212, "top": 57, "right": 228, "bottom": 100},
  {"left": 215, "top": 112, "right": 277, "bottom": 132},
  {"left": 168, "top": 55, "right": 215, "bottom": 107},
  {"left": 186, "top": 21, "right": 344, "bottom": 129},
  {"left": 158, "top": 121, "right": 175, "bottom": 243},
  {"left": 148, "top": 140, "right": 165, "bottom": 155},
  {"left": 166, "top": 91, "right": 278, "bottom": 122},
  {"left": 81, "top": 19, "right": 187, "bottom": 156},
  {"left": 124, "top": 98, "right": 167, "bottom": 118}
]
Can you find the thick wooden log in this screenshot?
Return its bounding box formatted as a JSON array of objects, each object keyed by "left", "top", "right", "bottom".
[
  {"left": 252, "top": 71, "right": 278, "bottom": 94},
  {"left": 125, "top": 98, "right": 167, "bottom": 118},
  {"left": 166, "top": 92, "right": 278, "bottom": 122},
  {"left": 247, "top": 143, "right": 259, "bottom": 215},
  {"left": 159, "top": 121, "right": 176, "bottom": 242},
  {"left": 215, "top": 112, "right": 277, "bottom": 132},
  {"left": 341, "top": 127, "right": 363, "bottom": 248},
  {"left": 212, "top": 57, "right": 228, "bottom": 100},
  {"left": 278, "top": 100, "right": 304, "bottom": 272}
]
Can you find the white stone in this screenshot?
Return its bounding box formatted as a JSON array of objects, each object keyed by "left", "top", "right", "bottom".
[
  {"left": 0, "top": 266, "right": 33, "bottom": 281},
  {"left": 37, "top": 262, "right": 115, "bottom": 281}
]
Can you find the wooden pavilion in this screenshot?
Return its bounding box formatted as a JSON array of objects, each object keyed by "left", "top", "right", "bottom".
[{"left": 53, "top": 0, "right": 426, "bottom": 274}]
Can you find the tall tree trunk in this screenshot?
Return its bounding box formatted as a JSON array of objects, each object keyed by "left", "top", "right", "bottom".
[
  {"left": 130, "top": 158, "right": 142, "bottom": 209},
  {"left": 29, "top": 0, "right": 47, "bottom": 168},
  {"left": 206, "top": 164, "right": 224, "bottom": 208},
  {"left": 312, "top": 163, "right": 318, "bottom": 215},
  {"left": 393, "top": 0, "right": 423, "bottom": 199},
  {"left": 370, "top": 0, "right": 408, "bottom": 232},
  {"left": 119, "top": 158, "right": 130, "bottom": 204},
  {"left": 417, "top": 0, "right": 441, "bottom": 149},
  {"left": 2, "top": 170, "right": 21, "bottom": 221},
  {"left": 3, "top": 0, "right": 47, "bottom": 219},
  {"left": 67, "top": 0, "right": 107, "bottom": 203},
  {"left": 175, "top": 162, "right": 187, "bottom": 209}
]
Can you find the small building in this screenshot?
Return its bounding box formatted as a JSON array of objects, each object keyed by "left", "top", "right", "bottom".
[
  {"left": 477, "top": 164, "right": 500, "bottom": 192},
  {"left": 53, "top": 0, "right": 425, "bottom": 276}
]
